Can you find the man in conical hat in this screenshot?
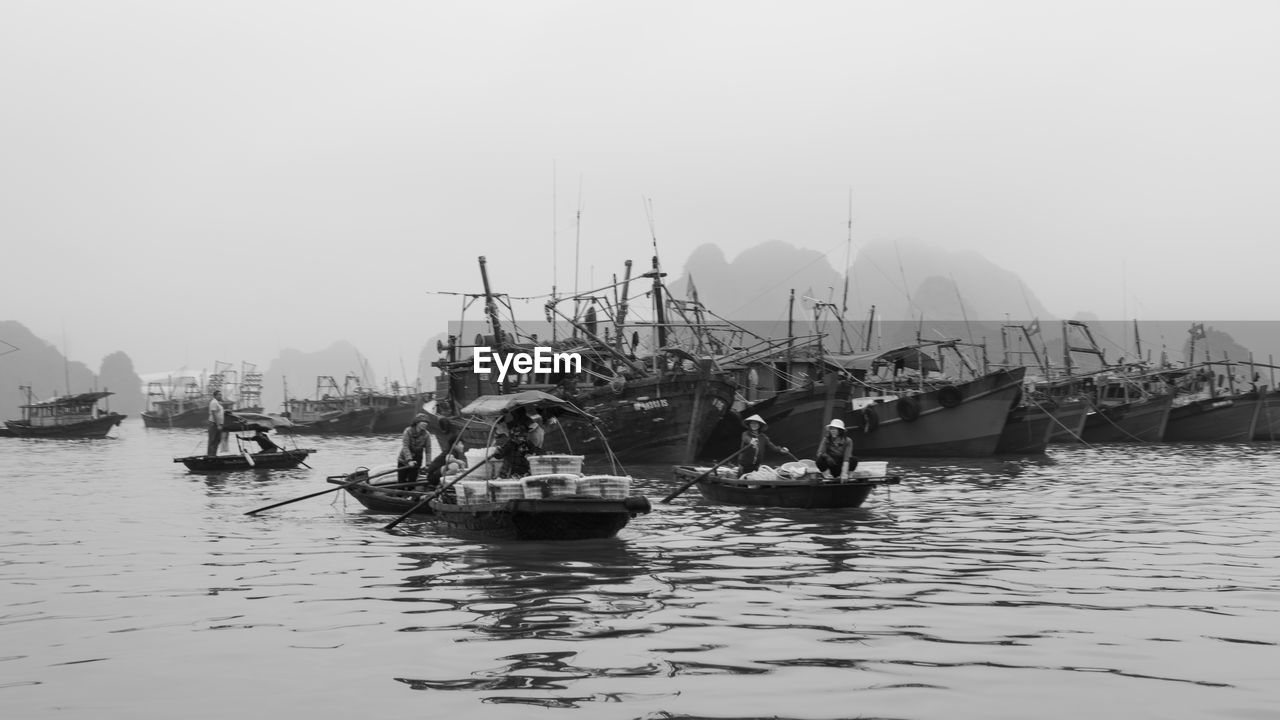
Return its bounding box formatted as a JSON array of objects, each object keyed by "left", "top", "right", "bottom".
[{"left": 739, "top": 414, "right": 788, "bottom": 477}]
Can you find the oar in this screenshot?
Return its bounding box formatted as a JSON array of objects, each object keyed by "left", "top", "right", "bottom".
[
  {"left": 236, "top": 438, "right": 255, "bottom": 468},
  {"left": 245, "top": 465, "right": 399, "bottom": 515},
  {"left": 383, "top": 457, "right": 489, "bottom": 531},
  {"left": 660, "top": 445, "right": 749, "bottom": 504}
]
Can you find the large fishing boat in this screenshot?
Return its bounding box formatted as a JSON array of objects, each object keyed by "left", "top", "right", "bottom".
[
  {"left": 141, "top": 362, "right": 263, "bottom": 428},
  {"left": 4, "top": 387, "right": 126, "bottom": 438},
  {"left": 280, "top": 375, "right": 380, "bottom": 434},
  {"left": 431, "top": 256, "right": 736, "bottom": 464},
  {"left": 1157, "top": 361, "right": 1262, "bottom": 442},
  {"left": 708, "top": 341, "right": 1025, "bottom": 458}
]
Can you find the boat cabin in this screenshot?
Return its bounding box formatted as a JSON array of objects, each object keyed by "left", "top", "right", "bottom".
[{"left": 19, "top": 391, "right": 114, "bottom": 427}]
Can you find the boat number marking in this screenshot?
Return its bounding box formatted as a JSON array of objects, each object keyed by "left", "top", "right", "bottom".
[{"left": 634, "top": 399, "right": 670, "bottom": 411}]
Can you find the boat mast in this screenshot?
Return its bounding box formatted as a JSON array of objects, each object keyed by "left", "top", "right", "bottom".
[
  {"left": 477, "top": 256, "right": 506, "bottom": 348},
  {"left": 840, "top": 192, "right": 853, "bottom": 354},
  {"left": 646, "top": 255, "right": 668, "bottom": 351},
  {"left": 615, "top": 260, "right": 633, "bottom": 354},
  {"left": 786, "top": 289, "right": 795, "bottom": 385}
]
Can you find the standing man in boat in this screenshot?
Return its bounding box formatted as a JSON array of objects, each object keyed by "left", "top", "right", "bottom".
[
  {"left": 738, "top": 414, "right": 788, "bottom": 477},
  {"left": 206, "top": 390, "right": 224, "bottom": 457},
  {"left": 815, "top": 418, "right": 856, "bottom": 480},
  {"left": 397, "top": 413, "right": 433, "bottom": 484}
]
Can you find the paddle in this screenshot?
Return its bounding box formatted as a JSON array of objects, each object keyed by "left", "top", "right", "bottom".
[
  {"left": 660, "top": 445, "right": 749, "bottom": 504},
  {"left": 245, "top": 465, "right": 399, "bottom": 515},
  {"left": 236, "top": 437, "right": 255, "bottom": 468},
  {"left": 383, "top": 456, "right": 490, "bottom": 531}
]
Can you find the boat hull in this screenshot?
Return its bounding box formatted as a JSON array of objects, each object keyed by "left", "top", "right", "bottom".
[
  {"left": 4, "top": 413, "right": 125, "bottom": 439},
  {"left": 174, "top": 449, "right": 315, "bottom": 471},
  {"left": 994, "top": 406, "right": 1053, "bottom": 455},
  {"left": 702, "top": 383, "right": 837, "bottom": 460},
  {"left": 1045, "top": 400, "right": 1090, "bottom": 443},
  {"left": 1163, "top": 393, "right": 1261, "bottom": 442},
  {"left": 336, "top": 480, "right": 651, "bottom": 540},
  {"left": 280, "top": 408, "right": 378, "bottom": 434},
  {"left": 1253, "top": 390, "right": 1280, "bottom": 440},
  {"left": 673, "top": 465, "right": 893, "bottom": 508},
  {"left": 841, "top": 368, "right": 1025, "bottom": 457},
  {"left": 1079, "top": 394, "right": 1173, "bottom": 443}
]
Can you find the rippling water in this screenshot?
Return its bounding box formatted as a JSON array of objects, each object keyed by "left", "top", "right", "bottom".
[{"left": 3, "top": 421, "right": 1278, "bottom": 719}]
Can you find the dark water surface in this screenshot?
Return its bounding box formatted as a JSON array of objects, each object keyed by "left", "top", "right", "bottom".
[{"left": 3, "top": 421, "right": 1278, "bottom": 719}]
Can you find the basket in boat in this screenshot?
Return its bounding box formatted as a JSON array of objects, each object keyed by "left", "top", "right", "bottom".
[
  {"left": 528, "top": 454, "right": 584, "bottom": 475},
  {"left": 522, "top": 474, "right": 579, "bottom": 499},
  {"left": 577, "top": 475, "right": 631, "bottom": 499}
]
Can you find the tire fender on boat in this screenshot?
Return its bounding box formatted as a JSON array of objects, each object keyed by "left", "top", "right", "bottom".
[
  {"left": 624, "top": 496, "right": 652, "bottom": 515},
  {"left": 938, "top": 386, "right": 963, "bottom": 409}
]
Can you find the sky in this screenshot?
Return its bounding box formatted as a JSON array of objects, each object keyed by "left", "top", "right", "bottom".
[{"left": 3, "top": 0, "right": 1279, "bottom": 383}]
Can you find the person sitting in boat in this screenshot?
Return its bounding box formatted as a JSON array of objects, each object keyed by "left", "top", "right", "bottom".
[
  {"left": 423, "top": 439, "right": 467, "bottom": 488},
  {"left": 738, "top": 414, "right": 788, "bottom": 477},
  {"left": 239, "top": 428, "right": 282, "bottom": 454},
  {"left": 494, "top": 422, "right": 544, "bottom": 478},
  {"left": 815, "top": 418, "right": 857, "bottom": 480},
  {"left": 397, "top": 414, "right": 432, "bottom": 484}
]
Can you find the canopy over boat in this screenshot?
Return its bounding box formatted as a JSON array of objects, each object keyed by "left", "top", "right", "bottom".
[
  {"left": 20, "top": 391, "right": 114, "bottom": 408},
  {"left": 227, "top": 411, "right": 295, "bottom": 431},
  {"left": 824, "top": 345, "right": 942, "bottom": 374},
  {"left": 458, "top": 391, "right": 590, "bottom": 420}
]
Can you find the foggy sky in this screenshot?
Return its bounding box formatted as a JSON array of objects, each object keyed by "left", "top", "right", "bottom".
[{"left": 3, "top": 1, "right": 1278, "bottom": 383}]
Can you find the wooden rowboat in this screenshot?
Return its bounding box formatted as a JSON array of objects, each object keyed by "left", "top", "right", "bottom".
[
  {"left": 174, "top": 448, "right": 316, "bottom": 472},
  {"left": 329, "top": 472, "right": 652, "bottom": 541},
  {"left": 672, "top": 464, "right": 899, "bottom": 509}
]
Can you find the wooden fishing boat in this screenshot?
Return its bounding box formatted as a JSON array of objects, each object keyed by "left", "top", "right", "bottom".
[
  {"left": 671, "top": 464, "right": 898, "bottom": 509},
  {"left": 280, "top": 375, "right": 378, "bottom": 434},
  {"left": 141, "top": 363, "right": 262, "bottom": 428},
  {"left": 331, "top": 473, "right": 651, "bottom": 540},
  {"left": 4, "top": 389, "right": 126, "bottom": 438},
  {"left": 1163, "top": 391, "right": 1262, "bottom": 442},
  {"left": 331, "top": 391, "right": 654, "bottom": 540},
  {"left": 712, "top": 344, "right": 1025, "bottom": 458},
  {"left": 174, "top": 448, "right": 316, "bottom": 472},
  {"left": 432, "top": 256, "right": 735, "bottom": 464}
]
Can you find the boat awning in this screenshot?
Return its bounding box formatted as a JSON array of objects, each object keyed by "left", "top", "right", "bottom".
[
  {"left": 459, "top": 391, "right": 589, "bottom": 419},
  {"left": 824, "top": 346, "right": 941, "bottom": 374},
  {"left": 21, "top": 391, "right": 114, "bottom": 408}
]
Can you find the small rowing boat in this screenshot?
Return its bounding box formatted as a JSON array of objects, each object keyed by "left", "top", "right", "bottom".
[
  {"left": 330, "top": 470, "right": 651, "bottom": 540},
  {"left": 671, "top": 461, "right": 899, "bottom": 509},
  {"left": 174, "top": 448, "right": 315, "bottom": 472}
]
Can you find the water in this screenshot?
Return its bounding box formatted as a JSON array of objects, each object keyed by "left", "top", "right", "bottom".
[{"left": 3, "top": 421, "right": 1279, "bottom": 719}]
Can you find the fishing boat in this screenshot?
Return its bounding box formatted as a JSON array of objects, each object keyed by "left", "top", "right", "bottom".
[
  {"left": 280, "top": 375, "right": 379, "bottom": 434},
  {"left": 670, "top": 461, "right": 899, "bottom": 509},
  {"left": 331, "top": 391, "right": 652, "bottom": 540},
  {"left": 367, "top": 384, "right": 432, "bottom": 433},
  {"left": 1157, "top": 362, "right": 1262, "bottom": 442},
  {"left": 4, "top": 387, "right": 126, "bottom": 438},
  {"left": 174, "top": 448, "right": 316, "bottom": 472},
  {"left": 141, "top": 362, "right": 263, "bottom": 428},
  {"left": 432, "top": 256, "right": 735, "bottom": 463}
]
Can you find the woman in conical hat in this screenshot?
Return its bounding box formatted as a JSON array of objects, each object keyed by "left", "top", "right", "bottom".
[
  {"left": 815, "top": 417, "right": 856, "bottom": 480},
  {"left": 739, "top": 413, "right": 788, "bottom": 476}
]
